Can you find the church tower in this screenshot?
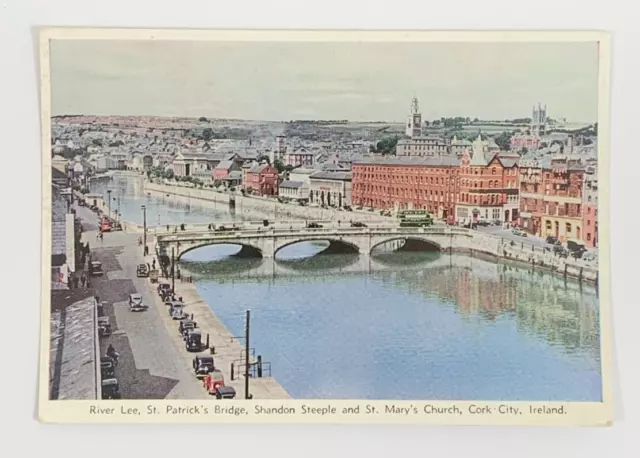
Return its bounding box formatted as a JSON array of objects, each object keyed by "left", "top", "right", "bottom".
[{"left": 405, "top": 96, "right": 423, "bottom": 138}]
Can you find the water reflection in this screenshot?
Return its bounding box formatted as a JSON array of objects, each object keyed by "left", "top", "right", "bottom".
[
  {"left": 90, "top": 175, "right": 263, "bottom": 226},
  {"left": 186, "top": 248, "right": 601, "bottom": 401}
]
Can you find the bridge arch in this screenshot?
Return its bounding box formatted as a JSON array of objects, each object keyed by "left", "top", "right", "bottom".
[
  {"left": 274, "top": 237, "right": 361, "bottom": 257},
  {"left": 370, "top": 236, "right": 442, "bottom": 255},
  {"left": 174, "top": 241, "right": 264, "bottom": 260}
]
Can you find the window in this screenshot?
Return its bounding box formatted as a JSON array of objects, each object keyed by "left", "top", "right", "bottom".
[
  {"left": 546, "top": 221, "right": 552, "bottom": 229},
  {"left": 566, "top": 223, "right": 572, "bottom": 234},
  {"left": 587, "top": 220, "right": 591, "bottom": 227},
  {"left": 587, "top": 234, "right": 591, "bottom": 241}
]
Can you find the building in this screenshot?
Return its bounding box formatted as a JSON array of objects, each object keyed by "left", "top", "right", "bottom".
[
  {"left": 213, "top": 159, "right": 241, "bottom": 181},
  {"left": 518, "top": 156, "right": 585, "bottom": 242},
  {"left": 288, "top": 168, "right": 317, "bottom": 200},
  {"left": 531, "top": 102, "right": 548, "bottom": 136},
  {"left": 221, "top": 170, "right": 242, "bottom": 188},
  {"left": 279, "top": 181, "right": 308, "bottom": 201},
  {"left": 405, "top": 96, "right": 423, "bottom": 138},
  {"left": 309, "top": 171, "right": 352, "bottom": 208},
  {"left": 582, "top": 171, "right": 598, "bottom": 248},
  {"left": 284, "top": 147, "right": 315, "bottom": 168},
  {"left": 352, "top": 157, "right": 459, "bottom": 217},
  {"left": 243, "top": 163, "right": 279, "bottom": 196},
  {"left": 395, "top": 136, "right": 451, "bottom": 157},
  {"left": 52, "top": 155, "right": 69, "bottom": 174},
  {"left": 51, "top": 183, "right": 76, "bottom": 290},
  {"left": 510, "top": 103, "right": 548, "bottom": 152},
  {"left": 172, "top": 151, "right": 212, "bottom": 177},
  {"left": 455, "top": 135, "right": 520, "bottom": 224}
]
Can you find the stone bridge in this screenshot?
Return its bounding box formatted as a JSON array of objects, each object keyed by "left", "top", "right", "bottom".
[{"left": 155, "top": 226, "right": 502, "bottom": 260}]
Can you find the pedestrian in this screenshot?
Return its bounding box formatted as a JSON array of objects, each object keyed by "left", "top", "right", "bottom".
[
  {"left": 152, "top": 259, "right": 156, "bottom": 269},
  {"left": 166, "top": 224, "right": 170, "bottom": 232},
  {"left": 74, "top": 275, "right": 79, "bottom": 289},
  {"left": 100, "top": 232, "right": 103, "bottom": 241},
  {"left": 80, "top": 273, "right": 86, "bottom": 289},
  {"left": 86, "top": 277, "right": 91, "bottom": 289},
  {"left": 177, "top": 267, "right": 181, "bottom": 280},
  {"left": 147, "top": 262, "right": 151, "bottom": 271},
  {"left": 96, "top": 232, "right": 100, "bottom": 240}
]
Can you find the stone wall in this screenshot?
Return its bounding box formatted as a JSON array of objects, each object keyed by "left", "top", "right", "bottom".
[{"left": 144, "top": 181, "right": 391, "bottom": 223}]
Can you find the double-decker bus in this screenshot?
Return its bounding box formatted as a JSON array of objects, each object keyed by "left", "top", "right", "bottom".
[{"left": 397, "top": 210, "right": 434, "bottom": 228}]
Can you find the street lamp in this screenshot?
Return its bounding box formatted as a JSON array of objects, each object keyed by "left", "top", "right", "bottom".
[
  {"left": 141, "top": 205, "right": 147, "bottom": 255},
  {"left": 107, "top": 189, "right": 112, "bottom": 220}
]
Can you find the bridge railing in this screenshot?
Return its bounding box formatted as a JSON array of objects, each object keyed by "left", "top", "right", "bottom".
[{"left": 155, "top": 226, "right": 475, "bottom": 243}]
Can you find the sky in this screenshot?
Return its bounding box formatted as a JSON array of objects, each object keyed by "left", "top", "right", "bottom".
[{"left": 50, "top": 40, "right": 600, "bottom": 123}]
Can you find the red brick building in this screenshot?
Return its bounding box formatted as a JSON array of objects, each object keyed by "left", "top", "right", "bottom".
[
  {"left": 243, "top": 163, "right": 279, "bottom": 196},
  {"left": 518, "top": 157, "right": 585, "bottom": 242},
  {"left": 582, "top": 172, "right": 598, "bottom": 248},
  {"left": 455, "top": 139, "right": 520, "bottom": 224},
  {"left": 351, "top": 157, "right": 460, "bottom": 219}
]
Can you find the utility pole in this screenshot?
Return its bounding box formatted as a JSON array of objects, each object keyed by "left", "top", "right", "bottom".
[
  {"left": 142, "top": 205, "right": 147, "bottom": 255},
  {"left": 171, "top": 247, "right": 176, "bottom": 293},
  {"left": 244, "top": 310, "right": 251, "bottom": 399},
  {"left": 107, "top": 189, "right": 112, "bottom": 220}
]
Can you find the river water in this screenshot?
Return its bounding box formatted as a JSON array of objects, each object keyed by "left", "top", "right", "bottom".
[{"left": 96, "top": 175, "right": 602, "bottom": 401}]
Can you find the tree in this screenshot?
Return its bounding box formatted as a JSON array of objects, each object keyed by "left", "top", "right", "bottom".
[
  {"left": 494, "top": 131, "right": 513, "bottom": 151},
  {"left": 373, "top": 136, "right": 399, "bottom": 155},
  {"left": 273, "top": 159, "right": 285, "bottom": 173},
  {"left": 202, "top": 128, "right": 214, "bottom": 142},
  {"left": 199, "top": 116, "right": 208, "bottom": 122},
  {"left": 257, "top": 154, "right": 271, "bottom": 165}
]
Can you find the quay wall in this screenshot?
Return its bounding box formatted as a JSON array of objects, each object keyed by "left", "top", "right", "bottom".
[{"left": 143, "top": 180, "right": 390, "bottom": 223}]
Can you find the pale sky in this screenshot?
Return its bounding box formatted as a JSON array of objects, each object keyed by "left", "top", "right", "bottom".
[{"left": 50, "top": 40, "right": 599, "bottom": 123}]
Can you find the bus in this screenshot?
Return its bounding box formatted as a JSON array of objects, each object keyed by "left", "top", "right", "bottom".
[{"left": 397, "top": 210, "right": 434, "bottom": 228}]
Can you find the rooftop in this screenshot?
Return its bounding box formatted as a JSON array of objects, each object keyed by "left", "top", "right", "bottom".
[{"left": 353, "top": 156, "right": 460, "bottom": 167}]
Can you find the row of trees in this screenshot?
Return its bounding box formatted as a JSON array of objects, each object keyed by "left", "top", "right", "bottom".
[{"left": 369, "top": 136, "right": 399, "bottom": 155}]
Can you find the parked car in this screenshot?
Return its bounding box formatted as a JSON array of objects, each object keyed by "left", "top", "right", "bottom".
[
  {"left": 89, "top": 261, "right": 104, "bottom": 276},
  {"left": 137, "top": 264, "right": 149, "bottom": 277},
  {"left": 129, "top": 293, "right": 146, "bottom": 312},
  {"left": 350, "top": 221, "right": 367, "bottom": 228},
  {"left": 546, "top": 235, "right": 559, "bottom": 245},
  {"left": 307, "top": 222, "right": 323, "bottom": 229},
  {"left": 203, "top": 370, "right": 226, "bottom": 396},
  {"left": 476, "top": 220, "right": 491, "bottom": 227},
  {"left": 193, "top": 355, "right": 215, "bottom": 378},
  {"left": 567, "top": 240, "right": 587, "bottom": 258},
  {"left": 157, "top": 283, "right": 171, "bottom": 296},
  {"left": 100, "top": 357, "right": 115, "bottom": 379},
  {"left": 512, "top": 229, "right": 528, "bottom": 237},
  {"left": 216, "top": 386, "right": 237, "bottom": 399},
  {"left": 179, "top": 319, "right": 197, "bottom": 337},
  {"left": 170, "top": 302, "right": 187, "bottom": 320},
  {"left": 101, "top": 378, "right": 121, "bottom": 399},
  {"left": 98, "top": 316, "right": 112, "bottom": 337},
  {"left": 185, "top": 329, "right": 202, "bottom": 352}
]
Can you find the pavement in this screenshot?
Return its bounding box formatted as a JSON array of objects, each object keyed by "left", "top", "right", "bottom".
[
  {"left": 71, "top": 202, "right": 288, "bottom": 399},
  {"left": 72, "top": 203, "right": 205, "bottom": 399}
]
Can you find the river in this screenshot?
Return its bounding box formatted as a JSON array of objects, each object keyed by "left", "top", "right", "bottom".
[{"left": 95, "top": 175, "right": 602, "bottom": 401}]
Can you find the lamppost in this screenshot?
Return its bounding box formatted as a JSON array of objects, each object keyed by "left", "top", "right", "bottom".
[
  {"left": 141, "top": 205, "right": 147, "bottom": 255},
  {"left": 107, "top": 189, "right": 112, "bottom": 220}
]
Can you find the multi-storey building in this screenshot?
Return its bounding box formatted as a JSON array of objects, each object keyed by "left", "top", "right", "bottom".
[
  {"left": 351, "top": 157, "right": 460, "bottom": 219},
  {"left": 395, "top": 136, "right": 451, "bottom": 157},
  {"left": 243, "top": 163, "right": 279, "bottom": 196},
  {"left": 518, "top": 157, "right": 585, "bottom": 243},
  {"left": 582, "top": 170, "right": 598, "bottom": 248},
  {"left": 309, "top": 171, "right": 352, "bottom": 208},
  {"left": 455, "top": 137, "right": 520, "bottom": 224}
]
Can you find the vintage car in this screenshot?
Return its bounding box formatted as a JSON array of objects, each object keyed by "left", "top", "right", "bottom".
[
  {"left": 546, "top": 235, "right": 560, "bottom": 245},
  {"left": 202, "top": 370, "right": 225, "bottom": 395},
  {"left": 512, "top": 228, "right": 528, "bottom": 237},
  {"left": 567, "top": 240, "right": 587, "bottom": 258},
  {"left": 149, "top": 270, "right": 159, "bottom": 283},
  {"left": 350, "top": 221, "right": 367, "bottom": 228},
  {"left": 129, "top": 293, "right": 146, "bottom": 312},
  {"left": 179, "top": 319, "right": 196, "bottom": 337},
  {"left": 185, "top": 329, "right": 202, "bottom": 352},
  {"left": 157, "top": 282, "right": 172, "bottom": 296},
  {"left": 101, "top": 378, "right": 121, "bottom": 399},
  {"left": 216, "top": 386, "right": 237, "bottom": 399},
  {"left": 98, "top": 316, "right": 112, "bottom": 337},
  {"left": 89, "top": 261, "right": 104, "bottom": 276},
  {"left": 136, "top": 264, "right": 149, "bottom": 277},
  {"left": 306, "top": 222, "right": 323, "bottom": 229},
  {"left": 101, "top": 358, "right": 115, "bottom": 379},
  {"left": 170, "top": 302, "right": 187, "bottom": 320},
  {"left": 193, "top": 355, "right": 215, "bottom": 378},
  {"left": 97, "top": 301, "right": 108, "bottom": 317}
]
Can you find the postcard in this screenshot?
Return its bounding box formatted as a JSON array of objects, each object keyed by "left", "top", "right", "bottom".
[{"left": 39, "top": 28, "right": 612, "bottom": 425}]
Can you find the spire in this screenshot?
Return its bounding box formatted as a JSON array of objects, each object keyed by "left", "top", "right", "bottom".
[{"left": 411, "top": 96, "right": 420, "bottom": 115}]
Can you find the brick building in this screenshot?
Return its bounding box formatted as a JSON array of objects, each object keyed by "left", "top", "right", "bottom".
[
  {"left": 518, "top": 157, "right": 585, "bottom": 243},
  {"left": 455, "top": 137, "right": 520, "bottom": 224},
  {"left": 582, "top": 170, "right": 598, "bottom": 248},
  {"left": 351, "top": 157, "right": 460, "bottom": 219},
  {"left": 243, "top": 163, "right": 279, "bottom": 196}
]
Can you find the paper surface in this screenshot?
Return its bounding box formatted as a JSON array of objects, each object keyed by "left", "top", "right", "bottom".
[{"left": 39, "top": 28, "right": 612, "bottom": 425}]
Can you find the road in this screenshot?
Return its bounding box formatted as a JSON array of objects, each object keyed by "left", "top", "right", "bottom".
[
  {"left": 74, "top": 203, "right": 206, "bottom": 399},
  {"left": 475, "top": 225, "right": 551, "bottom": 249}
]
